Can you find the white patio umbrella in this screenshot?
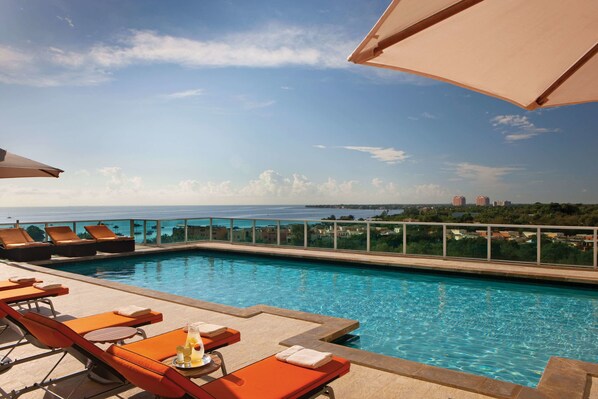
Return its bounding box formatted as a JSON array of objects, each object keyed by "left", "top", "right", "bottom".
[
  {"left": 0, "top": 148, "right": 63, "bottom": 178},
  {"left": 348, "top": 0, "right": 598, "bottom": 110}
]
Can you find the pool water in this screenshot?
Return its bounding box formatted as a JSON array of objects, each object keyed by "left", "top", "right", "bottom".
[{"left": 55, "top": 250, "right": 598, "bottom": 387}]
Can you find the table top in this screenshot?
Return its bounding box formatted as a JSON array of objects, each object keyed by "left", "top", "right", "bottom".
[
  {"left": 84, "top": 326, "right": 139, "bottom": 344},
  {"left": 162, "top": 353, "right": 221, "bottom": 379}
]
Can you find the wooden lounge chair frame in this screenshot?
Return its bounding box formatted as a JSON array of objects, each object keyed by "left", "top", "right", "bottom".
[
  {"left": 45, "top": 226, "right": 97, "bottom": 257},
  {"left": 0, "top": 228, "right": 52, "bottom": 262},
  {"left": 84, "top": 224, "right": 135, "bottom": 253}
]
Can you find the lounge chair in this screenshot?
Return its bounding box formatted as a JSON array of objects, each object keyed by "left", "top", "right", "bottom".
[
  {"left": 0, "top": 277, "right": 42, "bottom": 291},
  {"left": 45, "top": 226, "right": 97, "bottom": 257},
  {"left": 119, "top": 325, "right": 241, "bottom": 374},
  {"left": 0, "top": 301, "right": 163, "bottom": 373},
  {"left": 11, "top": 312, "right": 239, "bottom": 399},
  {"left": 14, "top": 311, "right": 130, "bottom": 399},
  {"left": 84, "top": 224, "right": 135, "bottom": 253},
  {"left": 104, "top": 344, "right": 350, "bottom": 399},
  {"left": 0, "top": 284, "right": 69, "bottom": 317},
  {"left": 0, "top": 228, "right": 52, "bottom": 262}
]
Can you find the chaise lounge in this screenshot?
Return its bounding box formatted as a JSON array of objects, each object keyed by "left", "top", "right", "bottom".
[
  {"left": 0, "top": 301, "right": 163, "bottom": 372},
  {"left": 84, "top": 224, "right": 135, "bottom": 253},
  {"left": 104, "top": 343, "right": 350, "bottom": 399},
  {"left": 45, "top": 226, "right": 97, "bottom": 257},
  {"left": 0, "top": 277, "right": 42, "bottom": 291},
  {"left": 0, "top": 228, "right": 52, "bottom": 262},
  {"left": 0, "top": 283, "right": 69, "bottom": 317}
]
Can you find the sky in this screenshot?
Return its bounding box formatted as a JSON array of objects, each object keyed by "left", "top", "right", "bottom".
[{"left": 1, "top": 0, "right": 596, "bottom": 207}]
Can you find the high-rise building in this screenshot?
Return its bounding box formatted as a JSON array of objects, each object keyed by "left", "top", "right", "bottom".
[
  {"left": 452, "top": 196, "right": 466, "bottom": 206},
  {"left": 476, "top": 196, "right": 490, "bottom": 206}
]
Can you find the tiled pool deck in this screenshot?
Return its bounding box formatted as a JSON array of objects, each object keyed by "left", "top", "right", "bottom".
[{"left": 2, "top": 243, "right": 598, "bottom": 398}]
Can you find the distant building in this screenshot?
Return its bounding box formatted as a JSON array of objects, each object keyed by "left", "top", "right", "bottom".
[
  {"left": 452, "top": 196, "right": 466, "bottom": 206},
  {"left": 476, "top": 196, "right": 490, "bottom": 206},
  {"left": 493, "top": 200, "right": 512, "bottom": 207}
]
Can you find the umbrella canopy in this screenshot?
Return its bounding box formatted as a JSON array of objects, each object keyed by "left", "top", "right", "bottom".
[
  {"left": 0, "top": 148, "right": 63, "bottom": 178},
  {"left": 348, "top": 0, "right": 598, "bottom": 110}
]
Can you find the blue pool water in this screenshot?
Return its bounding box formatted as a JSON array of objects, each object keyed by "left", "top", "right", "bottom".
[{"left": 55, "top": 251, "right": 598, "bottom": 387}]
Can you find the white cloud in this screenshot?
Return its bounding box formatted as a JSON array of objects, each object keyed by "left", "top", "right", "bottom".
[
  {"left": 280, "top": 86, "right": 293, "bottom": 90},
  {"left": 234, "top": 96, "right": 276, "bottom": 110},
  {"left": 0, "top": 25, "right": 356, "bottom": 87},
  {"left": 451, "top": 162, "right": 521, "bottom": 184},
  {"left": 421, "top": 112, "right": 437, "bottom": 119},
  {"left": 342, "top": 146, "right": 410, "bottom": 165},
  {"left": 490, "top": 114, "right": 558, "bottom": 142},
  {"left": 371, "top": 177, "right": 383, "bottom": 188},
  {"left": 98, "top": 166, "right": 142, "bottom": 191},
  {"left": 313, "top": 144, "right": 327, "bottom": 149},
  {"left": 57, "top": 16, "right": 75, "bottom": 28},
  {"left": 162, "top": 88, "right": 203, "bottom": 100}
]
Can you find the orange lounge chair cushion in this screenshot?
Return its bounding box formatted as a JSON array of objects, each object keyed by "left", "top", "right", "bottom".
[
  {"left": 46, "top": 226, "right": 79, "bottom": 242},
  {"left": 0, "top": 279, "right": 41, "bottom": 291},
  {"left": 46, "top": 226, "right": 95, "bottom": 245},
  {"left": 121, "top": 328, "right": 240, "bottom": 361},
  {"left": 85, "top": 225, "right": 118, "bottom": 240},
  {"left": 63, "top": 311, "right": 163, "bottom": 335},
  {"left": 201, "top": 355, "right": 350, "bottom": 399},
  {"left": 0, "top": 286, "right": 69, "bottom": 303}
]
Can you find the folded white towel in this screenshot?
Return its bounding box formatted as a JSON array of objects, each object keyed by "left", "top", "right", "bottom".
[
  {"left": 275, "top": 345, "right": 305, "bottom": 362},
  {"left": 114, "top": 305, "right": 151, "bottom": 317},
  {"left": 183, "top": 322, "right": 227, "bottom": 338},
  {"left": 276, "top": 346, "right": 332, "bottom": 369},
  {"left": 9, "top": 276, "right": 36, "bottom": 283},
  {"left": 33, "top": 282, "right": 62, "bottom": 290}
]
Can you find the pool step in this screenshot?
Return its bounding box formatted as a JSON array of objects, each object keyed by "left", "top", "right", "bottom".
[{"left": 332, "top": 333, "right": 360, "bottom": 345}]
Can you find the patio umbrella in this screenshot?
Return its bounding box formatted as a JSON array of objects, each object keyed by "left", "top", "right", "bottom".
[
  {"left": 0, "top": 148, "right": 63, "bottom": 178},
  {"left": 348, "top": 0, "right": 598, "bottom": 110}
]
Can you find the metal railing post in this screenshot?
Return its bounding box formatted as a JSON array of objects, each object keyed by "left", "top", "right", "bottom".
[
  {"left": 143, "top": 220, "right": 147, "bottom": 244},
  {"left": 443, "top": 224, "right": 447, "bottom": 259},
  {"left": 366, "top": 221, "right": 371, "bottom": 252},
  {"left": 333, "top": 222, "right": 338, "bottom": 250},
  {"left": 129, "top": 220, "right": 134, "bottom": 239},
  {"left": 230, "top": 219, "right": 234, "bottom": 243},
  {"left": 277, "top": 221, "right": 281, "bottom": 246},
  {"left": 536, "top": 227, "right": 541, "bottom": 265},
  {"left": 43, "top": 223, "right": 48, "bottom": 242},
  {"left": 184, "top": 219, "right": 188, "bottom": 244},
  {"left": 403, "top": 223, "right": 407, "bottom": 254},
  {"left": 252, "top": 220, "right": 256, "bottom": 244},
  {"left": 73, "top": 222, "right": 77, "bottom": 236},
  {"left": 304, "top": 221, "right": 308, "bottom": 249},
  {"left": 487, "top": 226, "right": 491, "bottom": 261},
  {"left": 156, "top": 221, "right": 162, "bottom": 246},
  {"left": 209, "top": 218, "right": 213, "bottom": 241},
  {"left": 594, "top": 228, "right": 597, "bottom": 270}
]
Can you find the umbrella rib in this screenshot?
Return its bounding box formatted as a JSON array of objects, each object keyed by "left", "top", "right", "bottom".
[
  {"left": 354, "top": 0, "right": 484, "bottom": 64},
  {"left": 535, "top": 42, "right": 598, "bottom": 108}
]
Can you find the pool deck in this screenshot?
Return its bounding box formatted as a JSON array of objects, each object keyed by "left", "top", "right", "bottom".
[{"left": 2, "top": 243, "right": 598, "bottom": 398}]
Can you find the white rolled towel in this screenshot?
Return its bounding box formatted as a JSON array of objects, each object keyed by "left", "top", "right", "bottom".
[
  {"left": 114, "top": 305, "right": 151, "bottom": 317},
  {"left": 33, "top": 282, "right": 62, "bottom": 290},
  {"left": 9, "top": 276, "right": 36, "bottom": 283},
  {"left": 276, "top": 346, "right": 332, "bottom": 369},
  {"left": 183, "top": 322, "right": 227, "bottom": 337}
]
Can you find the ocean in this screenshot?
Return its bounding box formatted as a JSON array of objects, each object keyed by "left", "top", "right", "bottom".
[{"left": 0, "top": 205, "right": 387, "bottom": 224}]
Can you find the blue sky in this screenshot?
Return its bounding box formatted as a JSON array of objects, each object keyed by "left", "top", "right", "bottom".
[{"left": 1, "top": 0, "right": 596, "bottom": 206}]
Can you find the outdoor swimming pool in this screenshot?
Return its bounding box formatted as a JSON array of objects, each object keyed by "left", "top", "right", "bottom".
[{"left": 55, "top": 250, "right": 598, "bottom": 387}]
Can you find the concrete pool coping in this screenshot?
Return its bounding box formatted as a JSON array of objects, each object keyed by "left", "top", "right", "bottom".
[{"left": 14, "top": 242, "right": 598, "bottom": 399}]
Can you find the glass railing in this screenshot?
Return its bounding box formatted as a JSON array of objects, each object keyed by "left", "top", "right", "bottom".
[{"left": 0, "top": 218, "right": 596, "bottom": 269}]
